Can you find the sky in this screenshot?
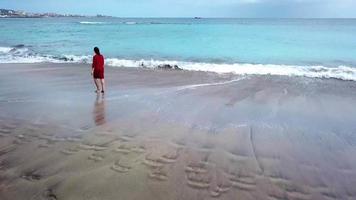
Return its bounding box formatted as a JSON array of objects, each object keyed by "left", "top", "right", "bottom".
[{"left": 1, "top": 0, "right": 356, "bottom": 18}]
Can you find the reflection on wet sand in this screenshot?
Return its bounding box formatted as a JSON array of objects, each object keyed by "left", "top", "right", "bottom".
[
  {"left": 1, "top": 63, "right": 356, "bottom": 200},
  {"left": 93, "top": 94, "right": 106, "bottom": 126}
]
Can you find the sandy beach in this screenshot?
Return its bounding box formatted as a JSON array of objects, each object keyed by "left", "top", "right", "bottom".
[{"left": 1, "top": 63, "right": 356, "bottom": 200}]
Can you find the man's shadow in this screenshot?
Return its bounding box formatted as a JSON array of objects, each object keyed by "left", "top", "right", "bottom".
[{"left": 93, "top": 94, "right": 106, "bottom": 126}]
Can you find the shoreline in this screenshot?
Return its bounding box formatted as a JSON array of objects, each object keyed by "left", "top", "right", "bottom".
[
  {"left": 1, "top": 58, "right": 356, "bottom": 82},
  {"left": 1, "top": 63, "right": 356, "bottom": 200}
]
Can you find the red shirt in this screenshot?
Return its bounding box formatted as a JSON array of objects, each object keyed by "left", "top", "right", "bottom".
[{"left": 92, "top": 54, "right": 104, "bottom": 71}]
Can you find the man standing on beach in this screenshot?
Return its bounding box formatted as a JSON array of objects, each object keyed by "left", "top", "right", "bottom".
[{"left": 91, "top": 47, "right": 105, "bottom": 93}]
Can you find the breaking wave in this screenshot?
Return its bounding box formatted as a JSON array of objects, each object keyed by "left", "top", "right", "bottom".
[
  {"left": 105, "top": 58, "right": 356, "bottom": 81},
  {"left": 1, "top": 45, "right": 356, "bottom": 81}
]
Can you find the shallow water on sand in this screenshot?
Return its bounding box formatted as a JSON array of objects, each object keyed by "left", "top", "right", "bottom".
[{"left": 0, "top": 64, "right": 356, "bottom": 200}]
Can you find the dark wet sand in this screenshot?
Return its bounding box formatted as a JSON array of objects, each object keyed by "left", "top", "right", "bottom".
[{"left": 0, "top": 63, "right": 356, "bottom": 200}]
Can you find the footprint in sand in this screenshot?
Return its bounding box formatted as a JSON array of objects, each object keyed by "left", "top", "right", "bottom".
[
  {"left": 209, "top": 177, "right": 232, "bottom": 198},
  {"left": 268, "top": 194, "right": 288, "bottom": 200},
  {"left": 36, "top": 135, "right": 64, "bottom": 146},
  {"left": 118, "top": 135, "right": 136, "bottom": 142},
  {"left": 148, "top": 168, "right": 168, "bottom": 181},
  {"left": 38, "top": 144, "right": 50, "bottom": 148},
  {"left": 21, "top": 171, "right": 42, "bottom": 181},
  {"left": 0, "top": 160, "right": 10, "bottom": 171},
  {"left": 269, "top": 176, "right": 311, "bottom": 200},
  {"left": 12, "top": 139, "right": 25, "bottom": 145},
  {"left": 318, "top": 188, "right": 338, "bottom": 200},
  {"left": 3, "top": 123, "right": 18, "bottom": 129},
  {"left": 79, "top": 143, "right": 108, "bottom": 151},
  {"left": 269, "top": 191, "right": 310, "bottom": 200},
  {"left": 88, "top": 153, "right": 105, "bottom": 162},
  {"left": 210, "top": 184, "right": 231, "bottom": 198},
  {"left": 0, "top": 128, "right": 11, "bottom": 136},
  {"left": 185, "top": 161, "right": 212, "bottom": 189},
  {"left": 186, "top": 172, "right": 211, "bottom": 189},
  {"left": 286, "top": 190, "right": 311, "bottom": 200},
  {"left": 12, "top": 134, "right": 32, "bottom": 145},
  {"left": 0, "top": 123, "right": 17, "bottom": 136},
  {"left": 171, "top": 138, "right": 187, "bottom": 148},
  {"left": 200, "top": 143, "right": 215, "bottom": 152},
  {"left": 227, "top": 173, "right": 257, "bottom": 191},
  {"left": 185, "top": 162, "right": 209, "bottom": 174},
  {"left": 79, "top": 125, "right": 92, "bottom": 131},
  {"left": 16, "top": 134, "right": 30, "bottom": 141},
  {"left": 114, "top": 144, "right": 132, "bottom": 154},
  {"left": 114, "top": 143, "right": 145, "bottom": 154},
  {"left": 210, "top": 189, "right": 221, "bottom": 198},
  {"left": 159, "top": 149, "right": 180, "bottom": 164},
  {"left": 143, "top": 155, "right": 165, "bottom": 168},
  {"left": 110, "top": 160, "right": 132, "bottom": 173},
  {"left": 47, "top": 136, "right": 66, "bottom": 144},
  {"left": 131, "top": 145, "right": 146, "bottom": 154},
  {"left": 0, "top": 145, "right": 17, "bottom": 156},
  {"left": 65, "top": 136, "right": 82, "bottom": 143},
  {"left": 60, "top": 147, "right": 80, "bottom": 155},
  {"left": 41, "top": 189, "right": 57, "bottom": 200}
]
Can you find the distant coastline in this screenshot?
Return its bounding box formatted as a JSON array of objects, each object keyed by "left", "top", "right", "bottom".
[{"left": 0, "top": 8, "right": 111, "bottom": 18}]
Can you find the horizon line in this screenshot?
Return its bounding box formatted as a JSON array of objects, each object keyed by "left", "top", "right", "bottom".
[{"left": 2, "top": 8, "right": 356, "bottom": 19}]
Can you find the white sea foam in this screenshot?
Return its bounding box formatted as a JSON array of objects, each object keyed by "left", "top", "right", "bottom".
[
  {"left": 124, "top": 21, "right": 137, "bottom": 25},
  {"left": 0, "top": 46, "right": 58, "bottom": 63},
  {"left": 176, "top": 77, "right": 246, "bottom": 91},
  {"left": 105, "top": 58, "right": 356, "bottom": 81},
  {"left": 79, "top": 21, "right": 138, "bottom": 25},
  {"left": 0, "top": 46, "right": 92, "bottom": 64},
  {"left": 61, "top": 54, "right": 91, "bottom": 63},
  {"left": 1, "top": 47, "right": 356, "bottom": 82},
  {"left": 79, "top": 21, "right": 107, "bottom": 25},
  {"left": 0, "top": 54, "right": 60, "bottom": 63},
  {"left": 0, "top": 47, "right": 12, "bottom": 53}
]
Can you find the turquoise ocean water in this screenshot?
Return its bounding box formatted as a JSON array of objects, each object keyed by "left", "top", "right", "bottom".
[{"left": 1, "top": 17, "right": 356, "bottom": 80}]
